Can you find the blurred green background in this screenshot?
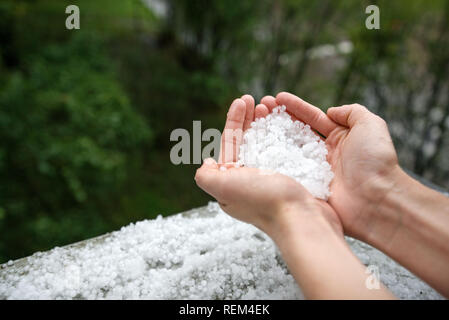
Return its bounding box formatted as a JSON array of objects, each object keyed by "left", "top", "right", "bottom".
[{"left": 0, "top": 0, "right": 448, "bottom": 263}]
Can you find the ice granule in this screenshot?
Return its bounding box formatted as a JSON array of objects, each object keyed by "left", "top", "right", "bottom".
[
  {"left": 238, "top": 106, "right": 333, "bottom": 200},
  {"left": 0, "top": 202, "right": 302, "bottom": 300},
  {"left": 0, "top": 202, "right": 443, "bottom": 300}
]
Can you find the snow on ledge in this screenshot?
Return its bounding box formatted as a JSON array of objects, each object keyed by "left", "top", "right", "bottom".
[{"left": 0, "top": 202, "right": 443, "bottom": 300}]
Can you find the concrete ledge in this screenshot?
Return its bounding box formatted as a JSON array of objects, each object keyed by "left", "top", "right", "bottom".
[{"left": 0, "top": 203, "right": 444, "bottom": 300}]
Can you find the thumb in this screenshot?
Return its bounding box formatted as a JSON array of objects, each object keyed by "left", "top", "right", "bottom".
[
  {"left": 327, "top": 104, "right": 372, "bottom": 128},
  {"left": 194, "top": 158, "right": 224, "bottom": 200}
]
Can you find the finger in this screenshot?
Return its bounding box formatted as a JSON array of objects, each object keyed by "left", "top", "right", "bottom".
[
  {"left": 224, "top": 98, "right": 246, "bottom": 130},
  {"left": 327, "top": 104, "right": 371, "bottom": 128},
  {"left": 276, "top": 92, "right": 338, "bottom": 137},
  {"left": 194, "top": 158, "right": 224, "bottom": 200},
  {"left": 241, "top": 94, "right": 255, "bottom": 131},
  {"left": 255, "top": 104, "right": 269, "bottom": 119},
  {"left": 260, "top": 95, "right": 277, "bottom": 112},
  {"left": 263, "top": 94, "right": 299, "bottom": 121},
  {"left": 220, "top": 99, "right": 246, "bottom": 163}
]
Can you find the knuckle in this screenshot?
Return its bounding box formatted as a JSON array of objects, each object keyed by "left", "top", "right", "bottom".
[{"left": 312, "top": 112, "right": 324, "bottom": 124}]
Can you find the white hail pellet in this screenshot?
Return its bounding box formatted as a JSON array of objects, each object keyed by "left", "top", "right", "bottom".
[
  {"left": 238, "top": 106, "right": 334, "bottom": 200},
  {"left": 0, "top": 202, "right": 442, "bottom": 300}
]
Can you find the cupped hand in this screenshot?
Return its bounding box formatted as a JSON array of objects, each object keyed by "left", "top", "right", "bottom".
[
  {"left": 196, "top": 95, "right": 343, "bottom": 240},
  {"left": 195, "top": 93, "right": 398, "bottom": 300},
  {"left": 275, "top": 92, "right": 400, "bottom": 240}
]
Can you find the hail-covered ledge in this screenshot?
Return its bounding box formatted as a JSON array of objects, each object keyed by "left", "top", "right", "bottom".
[{"left": 0, "top": 202, "right": 443, "bottom": 300}]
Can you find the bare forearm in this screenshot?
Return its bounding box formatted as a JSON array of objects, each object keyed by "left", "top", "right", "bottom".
[
  {"left": 363, "top": 167, "right": 449, "bottom": 297},
  {"left": 272, "top": 207, "right": 395, "bottom": 299}
]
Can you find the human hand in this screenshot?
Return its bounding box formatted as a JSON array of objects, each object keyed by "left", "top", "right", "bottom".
[
  {"left": 195, "top": 94, "right": 397, "bottom": 299},
  {"left": 195, "top": 158, "right": 342, "bottom": 241},
  {"left": 197, "top": 95, "right": 343, "bottom": 241},
  {"left": 275, "top": 92, "right": 400, "bottom": 241}
]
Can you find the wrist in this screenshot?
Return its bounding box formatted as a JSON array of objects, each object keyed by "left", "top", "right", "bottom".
[
  {"left": 352, "top": 164, "right": 408, "bottom": 242},
  {"left": 357, "top": 164, "right": 436, "bottom": 249},
  {"left": 269, "top": 200, "right": 343, "bottom": 248},
  {"left": 357, "top": 166, "right": 449, "bottom": 296},
  {"left": 267, "top": 201, "right": 394, "bottom": 299}
]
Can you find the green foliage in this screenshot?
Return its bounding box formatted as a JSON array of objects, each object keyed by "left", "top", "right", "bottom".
[
  {"left": 0, "top": 33, "right": 151, "bottom": 260},
  {"left": 0, "top": 0, "right": 448, "bottom": 263}
]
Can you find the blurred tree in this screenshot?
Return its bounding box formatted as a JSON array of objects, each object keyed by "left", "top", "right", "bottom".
[
  {"left": 0, "top": 33, "right": 151, "bottom": 260},
  {"left": 162, "top": 0, "right": 266, "bottom": 95},
  {"left": 0, "top": 0, "right": 448, "bottom": 263},
  {"left": 335, "top": 0, "right": 449, "bottom": 186}
]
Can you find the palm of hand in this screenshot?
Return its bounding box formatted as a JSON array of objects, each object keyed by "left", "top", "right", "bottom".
[
  {"left": 325, "top": 115, "right": 399, "bottom": 237},
  {"left": 273, "top": 93, "right": 399, "bottom": 237},
  {"left": 213, "top": 95, "right": 343, "bottom": 236}
]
